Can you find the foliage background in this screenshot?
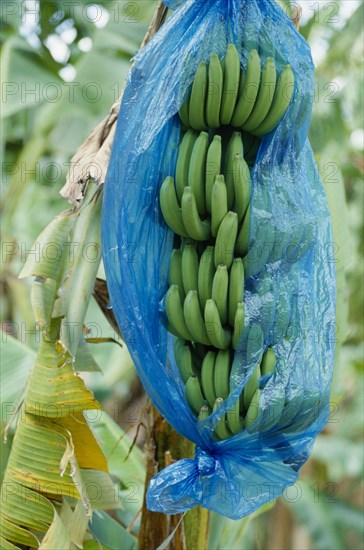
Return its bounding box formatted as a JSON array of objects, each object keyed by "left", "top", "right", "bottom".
[{"left": 1, "top": 0, "right": 363, "bottom": 548}]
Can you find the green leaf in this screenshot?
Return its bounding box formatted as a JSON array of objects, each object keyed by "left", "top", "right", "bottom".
[
  {"left": 322, "top": 154, "right": 351, "bottom": 347},
  {"left": 90, "top": 510, "right": 138, "bottom": 550},
  {"left": 80, "top": 470, "right": 120, "bottom": 511},
  {"left": 60, "top": 500, "right": 88, "bottom": 548},
  {"left": 0, "top": 334, "right": 34, "bottom": 408},
  {"left": 287, "top": 481, "right": 346, "bottom": 550},
  {"left": 0, "top": 515, "right": 39, "bottom": 548},
  {"left": 60, "top": 185, "right": 102, "bottom": 357},
  {"left": 330, "top": 501, "right": 364, "bottom": 536},
  {"left": 0, "top": 480, "right": 54, "bottom": 532},
  {"left": 74, "top": 335, "right": 101, "bottom": 373},
  {"left": 312, "top": 435, "right": 363, "bottom": 480},
  {"left": 89, "top": 412, "right": 146, "bottom": 488},
  {"left": 0, "top": 36, "right": 63, "bottom": 119},
  {"left": 209, "top": 500, "right": 275, "bottom": 550},
  {"left": 7, "top": 415, "right": 78, "bottom": 494},
  {"left": 31, "top": 278, "right": 57, "bottom": 329},
  {"left": 83, "top": 541, "right": 111, "bottom": 550},
  {"left": 39, "top": 510, "right": 71, "bottom": 550},
  {"left": 25, "top": 342, "right": 101, "bottom": 417},
  {"left": 327, "top": 4, "right": 364, "bottom": 64},
  {"left": 19, "top": 210, "right": 77, "bottom": 281},
  {"left": 0, "top": 535, "right": 21, "bottom": 549}
]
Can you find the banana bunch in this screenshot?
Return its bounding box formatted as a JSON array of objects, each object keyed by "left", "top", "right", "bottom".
[
  {"left": 179, "top": 44, "right": 295, "bottom": 137},
  {"left": 159, "top": 42, "right": 294, "bottom": 441}
]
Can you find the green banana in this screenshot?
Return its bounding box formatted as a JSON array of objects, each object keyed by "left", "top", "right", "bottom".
[
  {"left": 214, "top": 211, "right": 238, "bottom": 269},
  {"left": 175, "top": 343, "right": 195, "bottom": 383},
  {"left": 189, "top": 61, "right": 208, "bottom": 131},
  {"left": 181, "top": 236, "right": 195, "bottom": 250},
  {"left": 274, "top": 292, "right": 291, "bottom": 342},
  {"left": 227, "top": 394, "right": 245, "bottom": 434},
  {"left": 220, "top": 44, "right": 241, "bottom": 125},
  {"left": 201, "top": 350, "right": 217, "bottom": 407},
  {"left": 168, "top": 323, "right": 181, "bottom": 338},
  {"left": 247, "top": 323, "right": 264, "bottom": 360},
  {"left": 232, "top": 302, "right": 245, "bottom": 349},
  {"left": 211, "top": 175, "right": 228, "bottom": 238},
  {"left": 160, "top": 177, "right": 188, "bottom": 237},
  {"left": 165, "top": 284, "right": 192, "bottom": 341},
  {"left": 225, "top": 132, "right": 244, "bottom": 209},
  {"left": 206, "top": 135, "right": 222, "bottom": 213},
  {"left": 174, "top": 337, "right": 186, "bottom": 364},
  {"left": 181, "top": 243, "right": 199, "bottom": 294},
  {"left": 213, "top": 398, "right": 232, "bottom": 440},
  {"left": 175, "top": 129, "right": 198, "bottom": 202},
  {"left": 250, "top": 221, "right": 275, "bottom": 277},
  {"left": 243, "top": 363, "right": 261, "bottom": 409},
  {"left": 198, "top": 404, "right": 211, "bottom": 421},
  {"left": 281, "top": 393, "right": 304, "bottom": 427},
  {"left": 184, "top": 290, "right": 211, "bottom": 345},
  {"left": 231, "top": 49, "right": 261, "bottom": 127},
  {"left": 205, "top": 299, "right": 231, "bottom": 350},
  {"left": 198, "top": 245, "right": 215, "bottom": 310},
  {"left": 233, "top": 153, "right": 251, "bottom": 223},
  {"left": 253, "top": 64, "right": 295, "bottom": 136},
  {"left": 260, "top": 393, "right": 285, "bottom": 431},
  {"left": 229, "top": 258, "right": 245, "bottom": 327},
  {"left": 235, "top": 204, "right": 250, "bottom": 257},
  {"left": 244, "top": 389, "right": 262, "bottom": 432},
  {"left": 237, "top": 67, "right": 245, "bottom": 99},
  {"left": 188, "top": 131, "right": 209, "bottom": 214},
  {"left": 243, "top": 57, "right": 277, "bottom": 132},
  {"left": 212, "top": 264, "right": 229, "bottom": 326},
  {"left": 214, "top": 349, "right": 231, "bottom": 400},
  {"left": 181, "top": 187, "right": 211, "bottom": 241},
  {"left": 206, "top": 54, "right": 223, "bottom": 129},
  {"left": 169, "top": 249, "right": 185, "bottom": 303},
  {"left": 261, "top": 347, "right": 276, "bottom": 376},
  {"left": 185, "top": 375, "right": 205, "bottom": 415},
  {"left": 179, "top": 97, "right": 190, "bottom": 127}
]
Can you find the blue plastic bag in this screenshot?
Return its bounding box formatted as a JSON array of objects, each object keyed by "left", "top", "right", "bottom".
[{"left": 102, "top": 0, "right": 336, "bottom": 519}]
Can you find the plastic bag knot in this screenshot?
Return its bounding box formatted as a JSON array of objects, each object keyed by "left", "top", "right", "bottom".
[{"left": 195, "top": 448, "right": 216, "bottom": 476}]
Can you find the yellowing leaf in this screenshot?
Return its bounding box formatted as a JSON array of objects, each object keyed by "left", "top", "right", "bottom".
[
  {"left": 0, "top": 479, "right": 54, "bottom": 532},
  {"left": 58, "top": 412, "right": 108, "bottom": 473},
  {"left": 25, "top": 340, "right": 100, "bottom": 418}
]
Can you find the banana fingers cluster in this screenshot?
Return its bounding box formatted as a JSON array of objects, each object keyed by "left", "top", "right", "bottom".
[{"left": 180, "top": 45, "right": 295, "bottom": 136}]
